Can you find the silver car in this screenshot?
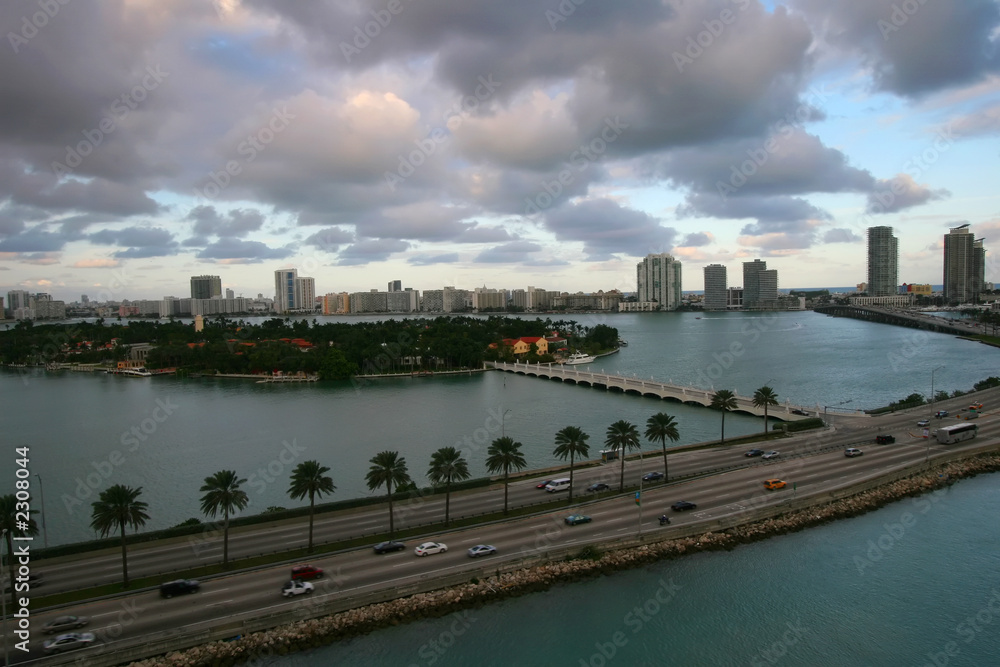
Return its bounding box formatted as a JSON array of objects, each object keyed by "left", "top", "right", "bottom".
[{"left": 43, "top": 633, "right": 96, "bottom": 654}]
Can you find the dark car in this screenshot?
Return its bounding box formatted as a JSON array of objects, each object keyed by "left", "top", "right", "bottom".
[
  {"left": 642, "top": 471, "right": 665, "bottom": 482},
  {"left": 43, "top": 633, "right": 96, "bottom": 655},
  {"left": 159, "top": 579, "right": 200, "bottom": 598},
  {"left": 745, "top": 448, "right": 764, "bottom": 457},
  {"left": 671, "top": 501, "right": 698, "bottom": 511},
  {"left": 791, "top": 409, "right": 809, "bottom": 416},
  {"left": 875, "top": 435, "right": 895, "bottom": 444},
  {"left": 42, "top": 615, "right": 89, "bottom": 634},
  {"left": 290, "top": 564, "right": 324, "bottom": 581},
  {"left": 535, "top": 479, "right": 553, "bottom": 489},
  {"left": 564, "top": 514, "right": 592, "bottom": 526},
  {"left": 373, "top": 540, "right": 406, "bottom": 554},
  {"left": 586, "top": 482, "right": 610, "bottom": 493}
]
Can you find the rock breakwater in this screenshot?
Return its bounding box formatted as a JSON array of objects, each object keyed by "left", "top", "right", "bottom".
[{"left": 128, "top": 452, "right": 1000, "bottom": 667}]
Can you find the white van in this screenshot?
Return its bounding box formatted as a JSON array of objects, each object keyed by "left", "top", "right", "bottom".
[{"left": 545, "top": 478, "right": 571, "bottom": 493}]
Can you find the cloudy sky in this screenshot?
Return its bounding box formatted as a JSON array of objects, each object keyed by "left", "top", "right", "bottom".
[{"left": 1, "top": 0, "right": 999, "bottom": 301}]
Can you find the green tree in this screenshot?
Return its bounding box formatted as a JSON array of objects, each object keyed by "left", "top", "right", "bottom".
[
  {"left": 89, "top": 485, "right": 149, "bottom": 587},
  {"left": 427, "top": 447, "right": 471, "bottom": 527},
  {"left": 486, "top": 436, "right": 527, "bottom": 514},
  {"left": 710, "top": 390, "right": 738, "bottom": 445},
  {"left": 605, "top": 420, "right": 641, "bottom": 491},
  {"left": 752, "top": 386, "right": 779, "bottom": 434},
  {"left": 287, "top": 460, "right": 336, "bottom": 552},
  {"left": 644, "top": 413, "right": 679, "bottom": 481},
  {"left": 1, "top": 494, "right": 39, "bottom": 610},
  {"left": 199, "top": 470, "right": 249, "bottom": 567},
  {"left": 553, "top": 426, "right": 590, "bottom": 502},
  {"left": 366, "top": 451, "right": 411, "bottom": 537}
]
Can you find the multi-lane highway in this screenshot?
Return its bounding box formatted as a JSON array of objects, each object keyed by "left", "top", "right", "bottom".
[{"left": 11, "top": 388, "right": 1000, "bottom": 664}]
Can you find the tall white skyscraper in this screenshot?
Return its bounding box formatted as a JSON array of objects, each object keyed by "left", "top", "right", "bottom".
[
  {"left": 944, "top": 224, "right": 985, "bottom": 303},
  {"left": 636, "top": 253, "right": 682, "bottom": 310}
]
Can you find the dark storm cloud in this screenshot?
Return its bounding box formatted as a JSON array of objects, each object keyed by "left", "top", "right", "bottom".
[
  {"left": 0, "top": 228, "right": 65, "bottom": 252},
  {"left": 196, "top": 238, "right": 294, "bottom": 261},
  {"left": 187, "top": 205, "right": 265, "bottom": 238},
  {"left": 473, "top": 240, "right": 543, "bottom": 264},
  {"left": 407, "top": 253, "right": 460, "bottom": 266},
  {"left": 336, "top": 238, "right": 410, "bottom": 266},
  {"left": 792, "top": 0, "right": 1000, "bottom": 96},
  {"left": 304, "top": 227, "right": 355, "bottom": 254},
  {"left": 544, "top": 199, "right": 677, "bottom": 260},
  {"left": 89, "top": 226, "right": 179, "bottom": 258},
  {"left": 679, "top": 193, "right": 830, "bottom": 224}
]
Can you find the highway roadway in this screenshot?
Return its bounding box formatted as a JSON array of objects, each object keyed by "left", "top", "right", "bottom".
[{"left": 10, "top": 388, "right": 1000, "bottom": 664}]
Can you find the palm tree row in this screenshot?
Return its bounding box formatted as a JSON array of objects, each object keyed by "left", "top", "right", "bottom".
[{"left": 12, "top": 388, "right": 776, "bottom": 590}]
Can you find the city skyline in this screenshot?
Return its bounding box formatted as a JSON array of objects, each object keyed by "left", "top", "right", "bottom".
[{"left": 1, "top": 1, "right": 998, "bottom": 301}]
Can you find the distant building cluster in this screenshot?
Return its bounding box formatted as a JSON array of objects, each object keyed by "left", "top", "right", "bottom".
[{"left": 701, "top": 259, "right": 796, "bottom": 311}]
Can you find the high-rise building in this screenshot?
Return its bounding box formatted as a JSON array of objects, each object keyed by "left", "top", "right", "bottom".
[
  {"left": 225, "top": 288, "right": 234, "bottom": 299},
  {"left": 758, "top": 269, "right": 778, "bottom": 306},
  {"left": 273, "top": 269, "right": 316, "bottom": 312},
  {"left": 742, "top": 260, "right": 768, "bottom": 308},
  {"left": 703, "top": 264, "right": 727, "bottom": 310},
  {"left": 190, "top": 275, "right": 222, "bottom": 300},
  {"left": 636, "top": 253, "right": 682, "bottom": 310},
  {"left": 387, "top": 280, "right": 402, "bottom": 292},
  {"left": 866, "top": 227, "right": 898, "bottom": 296},
  {"left": 943, "top": 224, "right": 985, "bottom": 303},
  {"left": 7, "top": 290, "right": 30, "bottom": 312}
]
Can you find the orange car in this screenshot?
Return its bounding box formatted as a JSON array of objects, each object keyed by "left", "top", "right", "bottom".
[{"left": 763, "top": 478, "right": 787, "bottom": 490}]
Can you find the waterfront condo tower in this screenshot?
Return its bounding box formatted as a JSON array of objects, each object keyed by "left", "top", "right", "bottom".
[
  {"left": 190, "top": 274, "right": 222, "bottom": 300},
  {"left": 866, "top": 227, "right": 898, "bottom": 297},
  {"left": 703, "top": 264, "right": 727, "bottom": 310},
  {"left": 943, "top": 224, "right": 985, "bottom": 304},
  {"left": 742, "top": 259, "right": 767, "bottom": 308},
  {"left": 636, "top": 253, "right": 682, "bottom": 310},
  {"left": 274, "top": 269, "right": 316, "bottom": 313}
]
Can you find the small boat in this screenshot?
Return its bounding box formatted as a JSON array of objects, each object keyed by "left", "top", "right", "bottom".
[
  {"left": 564, "top": 352, "right": 596, "bottom": 365},
  {"left": 106, "top": 367, "right": 153, "bottom": 377},
  {"left": 617, "top": 338, "right": 628, "bottom": 347}
]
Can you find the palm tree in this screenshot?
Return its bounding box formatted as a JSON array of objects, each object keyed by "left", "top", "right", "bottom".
[
  {"left": 711, "top": 389, "right": 739, "bottom": 445},
  {"left": 486, "top": 436, "right": 527, "bottom": 514},
  {"left": 199, "top": 470, "right": 249, "bottom": 567},
  {"left": 605, "top": 420, "right": 641, "bottom": 491},
  {"left": 427, "top": 447, "right": 471, "bottom": 527},
  {"left": 553, "top": 426, "right": 590, "bottom": 502},
  {"left": 645, "top": 413, "right": 680, "bottom": 481},
  {"left": 1, "top": 494, "right": 39, "bottom": 610},
  {"left": 752, "top": 386, "right": 779, "bottom": 434},
  {"left": 366, "top": 451, "right": 411, "bottom": 537},
  {"left": 89, "top": 485, "right": 149, "bottom": 587},
  {"left": 287, "top": 460, "right": 336, "bottom": 552}
]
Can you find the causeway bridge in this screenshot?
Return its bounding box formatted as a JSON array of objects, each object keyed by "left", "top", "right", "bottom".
[
  {"left": 813, "top": 305, "right": 983, "bottom": 335},
  {"left": 486, "top": 361, "right": 862, "bottom": 421}
]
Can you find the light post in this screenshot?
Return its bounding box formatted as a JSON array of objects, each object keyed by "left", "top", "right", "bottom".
[
  {"left": 502, "top": 409, "right": 511, "bottom": 439},
  {"left": 930, "top": 365, "right": 945, "bottom": 405},
  {"left": 34, "top": 473, "right": 47, "bottom": 549}
]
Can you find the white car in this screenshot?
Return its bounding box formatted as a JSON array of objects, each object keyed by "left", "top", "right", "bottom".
[
  {"left": 414, "top": 541, "right": 448, "bottom": 556},
  {"left": 762, "top": 451, "right": 780, "bottom": 460},
  {"left": 281, "top": 580, "right": 314, "bottom": 597}
]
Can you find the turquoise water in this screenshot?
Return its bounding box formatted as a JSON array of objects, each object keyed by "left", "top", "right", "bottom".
[
  {"left": 275, "top": 473, "right": 1000, "bottom": 667},
  {"left": 2, "top": 310, "right": 994, "bottom": 545}
]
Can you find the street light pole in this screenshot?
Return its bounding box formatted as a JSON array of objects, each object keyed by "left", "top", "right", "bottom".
[
  {"left": 34, "top": 473, "right": 47, "bottom": 549},
  {"left": 502, "top": 409, "right": 511, "bottom": 439},
  {"left": 930, "top": 365, "right": 945, "bottom": 405}
]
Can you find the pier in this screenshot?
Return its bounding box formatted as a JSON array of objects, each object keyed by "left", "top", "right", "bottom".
[
  {"left": 813, "top": 305, "right": 983, "bottom": 335},
  {"left": 486, "top": 361, "right": 856, "bottom": 421}
]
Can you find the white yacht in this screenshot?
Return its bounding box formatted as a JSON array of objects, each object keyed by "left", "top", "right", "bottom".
[{"left": 564, "top": 352, "right": 596, "bottom": 365}]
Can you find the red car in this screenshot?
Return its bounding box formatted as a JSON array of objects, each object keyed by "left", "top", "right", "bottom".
[{"left": 290, "top": 564, "right": 324, "bottom": 581}]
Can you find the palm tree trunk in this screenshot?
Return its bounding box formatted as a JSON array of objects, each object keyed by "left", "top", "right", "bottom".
[
  {"left": 503, "top": 471, "right": 510, "bottom": 514},
  {"left": 661, "top": 439, "right": 668, "bottom": 481},
  {"left": 307, "top": 491, "right": 315, "bottom": 553},
  {"left": 120, "top": 521, "right": 129, "bottom": 587},
  {"left": 568, "top": 452, "right": 575, "bottom": 503},
  {"left": 763, "top": 405, "right": 769, "bottom": 435},
  {"left": 223, "top": 509, "right": 230, "bottom": 566},
  {"left": 444, "top": 479, "right": 451, "bottom": 527},
  {"left": 387, "top": 481, "right": 395, "bottom": 537},
  {"left": 619, "top": 447, "right": 626, "bottom": 491}
]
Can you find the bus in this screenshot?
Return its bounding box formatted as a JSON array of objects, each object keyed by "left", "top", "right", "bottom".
[{"left": 936, "top": 422, "right": 978, "bottom": 444}]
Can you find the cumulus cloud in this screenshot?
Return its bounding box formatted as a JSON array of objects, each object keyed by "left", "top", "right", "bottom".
[
  {"left": 866, "top": 174, "right": 950, "bottom": 214},
  {"left": 544, "top": 199, "right": 676, "bottom": 260}
]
